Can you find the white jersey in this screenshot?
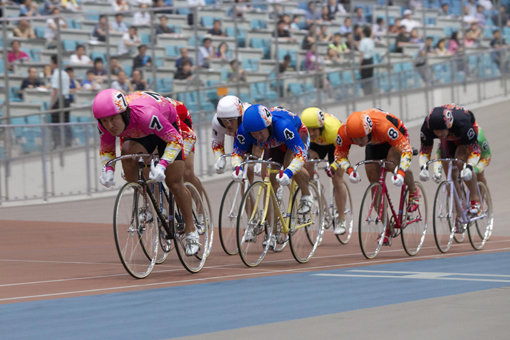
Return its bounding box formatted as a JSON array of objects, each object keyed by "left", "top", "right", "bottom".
[{"left": 211, "top": 102, "right": 250, "bottom": 160}]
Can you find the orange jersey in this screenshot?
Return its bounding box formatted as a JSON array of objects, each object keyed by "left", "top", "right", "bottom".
[{"left": 334, "top": 108, "right": 413, "bottom": 173}]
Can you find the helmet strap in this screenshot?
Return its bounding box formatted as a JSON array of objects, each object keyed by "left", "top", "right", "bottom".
[{"left": 121, "top": 107, "right": 131, "bottom": 132}]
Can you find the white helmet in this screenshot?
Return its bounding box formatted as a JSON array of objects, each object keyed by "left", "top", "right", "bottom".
[{"left": 217, "top": 95, "right": 243, "bottom": 119}]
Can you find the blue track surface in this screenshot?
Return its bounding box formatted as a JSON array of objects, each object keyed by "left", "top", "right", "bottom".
[{"left": 1, "top": 252, "right": 509, "bottom": 339}]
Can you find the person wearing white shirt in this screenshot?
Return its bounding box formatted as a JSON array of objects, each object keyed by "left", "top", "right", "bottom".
[
  {"left": 118, "top": 26, "right": 141, "bottom": 55},
  {"left": 358, "top": 26, "right": 375, "bottom": 95},
  {"left": 400, "top": 9, "right": 420, "bottom": 32},
  {"left": 112, "top": 13, "right": 129, "bottom": 33},
  {"left": 69, "top": 45, "right": 92, "bottom": 66},
  {"left": 49, "top": 54, "right": 72, "bottom": 148},
  {"left": 112, "top": 0, "right": 129, "bottom": 12},
  {"left": 45, "top": 7, "right": 68, "bottom": 44},
  {"left": 133, "top": 3, "right": 151, "bottom": 26}
]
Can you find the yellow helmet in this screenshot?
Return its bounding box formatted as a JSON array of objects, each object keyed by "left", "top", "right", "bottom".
[{"left": 301, "top": 107, "right": 325, "bottom": 128}]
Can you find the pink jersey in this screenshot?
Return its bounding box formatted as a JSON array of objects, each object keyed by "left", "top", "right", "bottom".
[{"left": 99, "top": 91, "right": 183, "bottom": 170}]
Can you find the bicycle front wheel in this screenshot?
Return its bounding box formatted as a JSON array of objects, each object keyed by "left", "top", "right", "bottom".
[
  {"left": 401, "top": 182, "right": 428, "bottom": 256},
  {"left": 468, "top": 182, "right": 493, "bottom": 250},
  {"left": 147, "top": 181, "right": 172, "bottom": 265},
  {"left": 289, "top": 183, "right": 324, "bottom": 264},
  {"left": 218, "top": 180, "right": 244, "bottom": 255},
  {"left": 200, "top": 187, "right": 214, "bottom": 258},
  {"left": 433, "top": 181, "right": 455, "bottom": 253},
  {"left": 335, "top": 181, "right": 354, "bottom": 245},
  {"left": 236, "top": 181, "right": 273, "bottom": 267},
  {"left": 114, "top": 182, "right": 158, "bottom": 279},
  {"left": 359, "top": 182, "right": 387, "bottom": 259}
]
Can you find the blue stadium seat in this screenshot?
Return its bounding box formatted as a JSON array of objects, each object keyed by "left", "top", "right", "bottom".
[
  {"left": 34, "top": 27, "right": 45, "bottom": 39},
  {"left": 200, "top": 16, "right": 215, "bottom": 28},
  {"left": 328, "top": 72, "right": 342, "bottom": 87},
  {"left": 90, "top": 52, "right": 106, "bottom": 63},
  {"left": 63, "top": 40, "right": 77, "bottom": 52}
]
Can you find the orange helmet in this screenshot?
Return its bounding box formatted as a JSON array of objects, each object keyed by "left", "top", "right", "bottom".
[{"left": 345, "top": 111, "right": 373, "bottom": 138}]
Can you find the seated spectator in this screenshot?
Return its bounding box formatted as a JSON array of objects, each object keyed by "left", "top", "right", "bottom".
[
  {"left": 133, "top": 3, "right": 151, "bottom": 26},
  {"left": 109, "top": 58, "right": 124, "bottom": 76},
  {"left": 466, "top": 0, "right": 477, "bottom": 16},
  {"left": 175, "top": 47, "right": 194, "bottom": 71},
  {"left": 93, "top": 15, "right": 110, "bottom": 42},
  {"left": 280, "top": 13, "right": 292, "bottom": 29},
  {"left": 401, "top": 9, "right": 419, "bottom": 32},
  {"left": 345, "top": 32, "right": 357, "bottom": 51},
  {"left": 415, "top": 36, "right": 435, "bottom": 83},
  {"left": 112, "top": 13, "right": 129, "bottom": 34},
  {"left": 174, "top": 60, "right": 194, "bottom": 80},
  {"left": 290, "top": 15, "right": 301, "bottom": 31},
  {"left": 112, "top": 0, "right": 129, "bottom": 12},
  {"left": 479, "top": 0, "right": 493, "bottom": 11},
  {"left": 493, "top": 5, "right": 509, "bottom": 27},
  {"left": 438, "top": 3, "right": 452, "bottom": 18},
  {"left": 279, "top": 54, "right": 295, "bottom": 73},
  {"left": 353, "top": 7, "right": 367, "bottom": 26},
  {"left": 305, "top": 43, "right": 323, "bottom": 71},
  {"left": 490, "top": 29, "right": 508, "bottom": 70},
  {"left": 14, "top": 19, "right": 36, "bottom": 39},
  {"left": 208, "top": 19, "right": 226, "bottom": 36},
  {"left": 353, "top": 25, "right": 363, "bottom": 45},
  {"left": 463, "top": 5, "right": 477, "bottom": 25},
  {"left": 19, "top": 0, "right": 38, "bottom": 17},
  {"left": 339, "top": 17, "right": 352, "bottom": 35},
  {"left": 329, "top": 33, "right": 349, "bottom": 56},
  {"left": 155, "top": 15, "right": 175, "bottom": 35},
  {"left": 434, "top": 38, "right": 452, "bottom": 56},
  {"left": 119, "top": 26, "right": 141, "bottom": 55},
  {"left": 43, "top": 0, "right": 59, "bottom": 15},
  {"left": 325, "top": 46, "right": 341, "bottom": 64},
  {"left": 154, "top": 0, "right": 173, "bottom": 14},
  {"left": 326, "top": 0, "right": 346, "bottom": 19},
  {"left": 394, "top": 25, "right": 411, "bottom": 53},
  {"left": 227, "top": 59, "right": 247, "bottom": 82},
  {"left": 474, "top": 5, "right": 486, "bottom": 28},
  {"left": 304, "top": 1, "right": 321, "bottom": 28},
  {"left": 448, "top": 31, "right": 461, "bottom": 54},
  {"left": 65, "top": 66, "right": 80, "bottom": 103},
  {"left": 318, "top": 25, "right": 332, "bottom": 43},
  {"left": 133, "top": 44, "right": 152, "bottom": 70},
  {"left": 112, "top": 70, "right": 133, "bottom": 93},
  {"left": 45, "top": 7, "right": 68, "bottom": 46},
  {"left": 131, "top": 69, "right": 147, "bottom": 91},
  {"left": 216, "top": 42, "right": 229, "bottom": 61},
  {"left": 20, "top": 67, "right": 45, "bottom": 92},
  {"left": 470, "top": 22, "right": 482, "bottom": 44},
  {"left": 389, "top": 18, "right": 401, "bottom": 34},
  {"left": 61, "top": 0, "right": 81, "bottom": 12},
  {"left": 7, "top": 40, "right": 30, "bottom": 70},
  {"left": 320, "top": 6, "right": 332, "bottom": 22},
  {"left": 273, "top": 20, "right": 291, "bottom": 39},
  {"left": 464, "top": 30, "right": 475, "bottom": 47},
  {"left": 268, "top": 4, "right": 283, "bottom": 21},
  {"left": 198, "top": 37, "right": 214, "bottom": 68},
  {"left": 70, "top": 45, "right": 92, "bottom": 66},
  {"left": 372, "top": 17, "right": 387, "bottom": 42},
  {"left": 81, "top": 70, "right": 102, "bottom": 91},
  {"left": 409, "top": 28, "right": 423, "bottom": 44},
  {"left": 89, "top": 57, "right": 107, "bottom": 83},
  {"left": 302, "top": 24, "right": 316, "bottom": 50}
]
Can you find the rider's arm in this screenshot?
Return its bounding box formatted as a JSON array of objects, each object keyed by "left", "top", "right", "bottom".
[
  {"left": 178, "top": 118, "right": 197, "bottom": 157},
  {"left": 459, "top": 122, "right": 481, "bottom": 169},
  {"left": 150, "top": 109, "right": 183, "bottom": 168},
  {"left": 332, "top": 126, "right": 354, "bottom": 174},
  {"left": 475, "top": 129, "right": 491, "bottom": 173},
  {"left": 418, "top": 122, "right": 435, "bottom": 168},
  {"left": 278, "top": 123, "right": 307, "bottom": 178},
  {"left": 211, "top": 116, "right": 226, "bottom": 160},
  {"left": 231, "top": 129, "right": 251, "bottom": 169},
  {"left": 98, "top": 124, "right": 116, "bottom": 172}
]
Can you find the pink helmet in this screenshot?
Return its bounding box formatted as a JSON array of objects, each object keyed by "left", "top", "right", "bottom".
[{"left": 92, "top": 89, "right": 128, "bottom": 120}]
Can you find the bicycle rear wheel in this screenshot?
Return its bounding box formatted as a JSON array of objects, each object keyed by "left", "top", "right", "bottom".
[
  {"left": 359, "top": 182, "right": 387, "bottom": 259},
  {"left": 334, "top": 181, "right": 354, "bottom": 245},
  {"left": 401, "top": 182, "right": 428, "bottom": 256},
  {"left": 236, "top": 181, "right": 273, "bottom": 267},
  {"left": 200, "top": 187, "right": 214, "bottom": 258},
  {"left": 468, "top": 182, "right": 493, "bottom": 250},
  {"left": 433, "top": 181, "right": 455, "bottom": 253},
  {"left": 218, "top": 180, "right": 244, "bottom": 255},
  {"left": 288, "top": 183, "right": 323, "bottom": 263},
  {"left": 453, "top": 181, "right": 467, "bottom": 243},
  {"left": 173, "top": 183, "right": 210, "bottom": 273},
  {"left": 147, "top": 182, "right": 172, "bottom": 265},
  {"left": 114, "top": 182, "right": 158, "bottom": 279}
]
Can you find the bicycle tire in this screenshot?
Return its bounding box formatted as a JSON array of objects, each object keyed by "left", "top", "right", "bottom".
[
  {"left": 113, "top": 182, "right": 158, "bottom": 279},
  {"left": 359, "top": 182, "right": 387, "bottom": 259},
  {"left": 288, "top": 182, "right": 324, "bottom": 264},
  {"left": 468, "top": 182, "right": 494, "bottom": 250},
  {"left": 401, "top": 181, "right": 428, "bottom": 256},
  {"left": 200, "top": 186, "right": 214, "bottom": 258},
  {"left": 146, "top": 181, "right": 172, "bottom": 265},
  {"left": 433, "top": 181, "right": 455, "bottom": 253},
  {"left": 335, "top": 181, "right": 354, "bottom": 245},
  {"left": 236, "top": 181, "right": 273, "bottom": 267},
  {"left": 453, "top": 180, "right": 467, "bottom": 243},
  {"left": 218, "top": 180, "right": 243, "bottom": 255}
]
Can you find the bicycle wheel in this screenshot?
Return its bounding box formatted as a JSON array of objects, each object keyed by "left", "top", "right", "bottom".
[
  {"left": 148, "top": 182, "right": 172, "bottom": 265},
  {"left": 289, "top": 183, "right": 324, "bottom": 264},
  {"left": 236, "top": 181, "right": 273, "bottom": 267},
  {"left": 468, "top": 182, "right": 494, "bottom": 250},
  {"left": 433, "top": 181, "right": 455, "bottom": 253},
  {"left": 454, "top": 181, "right": 467, "bottom": 243},
  {"left": 218, "top": 180, "right": 244, "bottom": 255},
  {"left": 200, "top": 187, "right": 214, "bottom": 258},
  {"left": 401, "top": 182, "right": 428, "bottom": 256},
  {"left": 334, "top": 181, "right": 354, "bottom": 245},
  {"left": 113, "top": 182, "right": 158, "bottom": 279},
  {"left": 173, "top": 183, "right": 210, "bottom": 273},
  {"left": 359, "top": 182, "right": 387, "bottom": 259}
]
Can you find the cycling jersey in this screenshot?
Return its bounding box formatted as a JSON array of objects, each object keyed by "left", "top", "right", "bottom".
[
  {"left": 333, "top": 108, "right": 413, "bottom": 174},
  {"left": 166, "top": 97, "right": 196, "bottom": 156},
  {"left": 99, "top": 91, "right": 183, "bottom": 171},
  {"left": 232, "top": 107, "right": 309, "bottom": 178},
  {"left": 211, "top": 102, "right": 251, "bottom": 160},
  {"left": 419, "top": 104, "right": 481, "bottom": 169},
  {"left": 311, "top": 113, "right": 342, "bottom": 145}
]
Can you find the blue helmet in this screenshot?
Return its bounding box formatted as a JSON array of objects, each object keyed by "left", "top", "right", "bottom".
[{"left": 242, "top": 104, "right": 272, "bottom": 133}]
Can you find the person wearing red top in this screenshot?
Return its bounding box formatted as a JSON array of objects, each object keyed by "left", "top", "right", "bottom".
[{"left": 7, "top": 40, "right": 30, "bottom": 70}]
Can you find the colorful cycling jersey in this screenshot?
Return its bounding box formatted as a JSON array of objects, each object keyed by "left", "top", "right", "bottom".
[
  {"left": 333, "top": 108, "right": 413, "bottom": 174},
  {"left": 166, "top": 97, "right": 196, "bottom": 156},
  {"left": 311, "top": 113, "right": 342, "bottom": 145},
  {"left": 419, "top": 104, "right": 480, "bottom": 169},
  {"left": 211, "top": 102, "right": 251, "bottom": 160},
  {"left": 232, "top": 107, "right": 308, "bottom": 178},
  {"left": 99, "top": 91, "right": 183, "bottom": 171}
]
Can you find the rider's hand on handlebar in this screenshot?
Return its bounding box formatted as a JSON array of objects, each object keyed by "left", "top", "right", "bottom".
[
  {"left": 419, "top": 165, "right": 430, "bottom": 182},
  {"left": 348, "top": 169, "right": 361, "bottom": 184},
  {"left": 232, "top": 166, "right": 243, "bottom": 182},
  {"left": 392, "top": 169, "right": 405, "bottom": 187},
  {"left": 325, "top": 165, "right": 335, "bottom": 178},
  {"left": 277, "top": 172, "right": 291, "bottom": 186},
  {"left": 149, "top": 159, "right": 166, "bottom": 182},
  {"left": 99, "top": 168, "right": 115, "bottom": 188},
  {"left": 214, "top": 157, "right": 226, "bottom": 174},
  {"left": 461, "top": 164, "right": 473, "bottom": 181}
]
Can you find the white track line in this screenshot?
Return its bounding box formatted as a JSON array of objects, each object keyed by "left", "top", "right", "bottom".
[{"left": 1, "top": 246, "right": 509, "bottom": 303}]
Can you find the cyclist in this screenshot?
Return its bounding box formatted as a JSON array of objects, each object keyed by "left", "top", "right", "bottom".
[
  {"left": 330, "top": 108, "right": 419, "bottom": 244},
  {"left": 300, "top": 107, "right": 348, "bottom": 235},
  {"left": 418, "top": 104, "right": 481, "bottom": 215},
  {"left": 231, "top": 105, "right": 312, "bottom": 247},
  {"left": 93, "top": 89, "right": 199, "bottom": 256}
]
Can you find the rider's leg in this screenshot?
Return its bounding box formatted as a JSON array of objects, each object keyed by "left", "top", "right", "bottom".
[
  {"left": 165, "top": 160, "right": 195, "bottom": 234},
  {"left": 477, "top": 171, "right": 488, "bottom": 188},
  {"left": 120, "top": 140, "right": 149, "bottom": 182},
  {"left": 332, "top": 168, "right": 346, "bottom": 221},
  {"left": 304, "top": 149, "right": 319, "bottom": 177},
  {"left": 455, "top": 145, "right": 480, "bottom": 204},
  {"left": 183, "top": 151, "right": 206, "bottom": 196}
]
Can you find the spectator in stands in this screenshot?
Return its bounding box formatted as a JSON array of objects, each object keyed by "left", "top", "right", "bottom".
[
  {"left": 329, "top": 33, "right": 349, "bottom": 56},
  {"left": 448, "top": 31, "right": 461, "bottom": 54},
  {"left": 155, "top": 15, "right": 175, "bottom": 35},
  {"left": 305, "top": 43, "right": 323, "bottom": 71},
  {"left": 474, "top": 5, "right": 487, "bottom": 28},
  {"left": 395, "top": 25, "right": 411, "bottom": 53},
  {"left": 438, "top": 3, "right": 452, "bottom": 18},
  {"left": 345, "top": 32, "right": 356, "bottom": 51},
  {"left": 134, "top": 3, "right": 151, "bottom": 26},
  {"left": 372, "top": 17, "right": 387, "bottom": 43},
  {"left": 175, "top": 47, "right": 194, "bottom": 71},
  {"left": 280, "top": 13, "right": 292, "bottom": 30},
  {"left": 353, "top": 7, "right": 367, "bottom": 26},
  {"left": 466, "top": 0, "right": 477, "bottom": 16},
  {"left": 112, "top": 13, "right": 129, "bottom": 34},
  {"left": 65, "top": 66, "right": 80, "bottom": 103},
  {"left": 81, "top": 70, "right": 101, "bottom": 91},
  {"left": 61, "top": 0, "right": 81, "bottom": 12},
  {"left": 401, "top": 9, "right": 419, "bottom": 32},
  {"left": 326, "top": 0, "right": 346, "bottom": 19},
  {"left": 339, "top": 17, "right": 352, "bottom": 35},
  {"left": 353, "top": 25, "right": 363, "bottom": 45},
  {"left": 470, "top": 22, "right": 482, "bottom": 45},
  {"left": 93, "top": 15, "right": 109, "bottom": 43},
  {"left": 359, "top": 26, "right": 374, "bottom": 95},
  {"left": 119, "top": 26, "right": 142, "bottom": 55},
  {"left": 20, "top": 0, "right": 38, "bottom": 17},
  {"left": 279, "top": 54, "right": 295, "bottom": 73},
  {"left": 320, "top": 6, "right": 332, "bottom": 23},
  {"left": 274, "top": 19, "right": 291, "bottom": 39},
  {"left": 290, "top": 15, "right": 302, "bottom": 31},
  {"left": 407, "top": 0, "right": 422, "bottom": 11},
  {"left": 70, "top": 44, "right": 92, "bottom": 66},
  {"left": 43, "top": 0, "right": 59, "bottom": 15},
  {"left": 462, "top": 5, "right": 477, "bottom": 26},
  {"left": 174, "top": 60, "right": 194, "bottom": 80},
  {"left": 198, "top": 37, "right": 214, "bottom": 68},
  {"left": 112, "top": 70, "right": 133, "bottom": 93},
  {"left": 231, "top": 0, "right": 250, "bottom": 20},
  {"left": 302, "top": 24, "right": 316, "bottom": 50},
  {"left": 109, "top": 57, "right": 124, "bottom": 76},
  {"left": 478, "top": 0, "right": 493, "bottom": 11},
  {"left": 389, "top": 18, "right": 401, "bottom": 34},
  {"left": 227, "top": 59, "right": 247, "bottom": 82},
  {"left": 434, "top": 38, "right": 451, "bottom": 56},
  {"left": 154, "top": 0, "right": 173, "bottom": 15},
  {"left": 409, "top": 28, "right": 423, "bottom": 44},
  {"left": 131, "top": 69, "right": 148, "bottom": 91},
  {"left": 49, "top": 54, "right": 72, "bottom": 148},
  {"left": 493, "top": 5, "right": 509, "bottom": 27},
  {"left": 325, "top": 46, "right": 341, "bottom": 64},
  {"left": 216, "top": 42, "right": 229, "bottom": 61},
  {"left": 7, "top": 40, "right": 30, "bottom": 71},
  {"left": 90, "top": 57, "right": 107, "bottom": 84},
  {"left": 112, "top": 0, "right": 129, "bottom": 12},
  {"left": 415, "top": 36, "right": 434, "bottom": 83},
  {"left": 304, "top": 1, "right": 321, "bottom": 28},
  {"left": 208, "top": 19, "right": 226, "bottom": 37},
  {"left": 14, "top": 19, "right": 36, "bottom": 39},
  {"left": 490, "top": 29, "right": 508, "bottom": 71},
  {"left": 45, "top": 7, "right": 68, "bottom": 47},
  {"left": 464, "top": 29, "right": 475, "bottom": 48},
  {"left": 318, "top": 25, "right": 332, "bottom": 43},
  {"left": 20, "top": 67, "right": 45, "bottom": 93},
  {"left": 133, "top": 44, "right": 152, "bottom": 71}
]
